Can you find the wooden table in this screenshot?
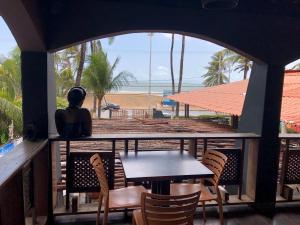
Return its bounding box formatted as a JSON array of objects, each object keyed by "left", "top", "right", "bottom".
[{"left": 120, "top": 150, "right": 214, "bottom": 195}]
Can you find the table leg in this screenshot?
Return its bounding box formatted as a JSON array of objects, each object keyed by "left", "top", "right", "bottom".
[{"left": 151, "top": 180, "right": 170, "bottom": 195}]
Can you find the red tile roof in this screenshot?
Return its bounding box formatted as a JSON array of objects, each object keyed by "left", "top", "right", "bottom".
[{"left": 168, "top": 70, "right": 300, "bottom": 123}]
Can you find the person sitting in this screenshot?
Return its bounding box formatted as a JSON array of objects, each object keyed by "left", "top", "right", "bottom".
[{"left": 55, "top": 87, "right": 92, "bottom": 138}]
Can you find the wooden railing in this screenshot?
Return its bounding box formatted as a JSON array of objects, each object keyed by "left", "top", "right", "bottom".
[
  {"left": 49, "top": 133, "right": 260, "bottom": 214},
  {"left": 0, "top": 140, "right": 49, "bottom": 225},
  {"left": 279, "top": 134, "right": 300, "bottom": 201},
  {"left": 7, "top": 133, "right": 300, "bottom": 223}
]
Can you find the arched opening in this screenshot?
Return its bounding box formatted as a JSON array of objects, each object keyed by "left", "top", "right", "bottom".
[
  {"left": 54, "top": 32, "right": 254, "bottom": 119},
  {"left": 0, "top": 16, "right": 22, "bottom": 155},
  {"left": 1, "top": 2, "right": 300, "bottom": 224}
]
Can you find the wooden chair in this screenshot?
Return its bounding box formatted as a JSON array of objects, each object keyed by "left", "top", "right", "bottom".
[
  {"left": 132, "top": 191, "right": 200, "bottom": 225},
  {"left": 170, "top": 149, "right": 228, "bottom": 225},
  {"left": 90, "top": 153, "right": 146, "bottom": 225}
]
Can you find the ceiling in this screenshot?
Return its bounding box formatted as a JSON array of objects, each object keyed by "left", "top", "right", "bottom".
[{"left": 1, "top": 0, "right": 300, "bottom": 64}]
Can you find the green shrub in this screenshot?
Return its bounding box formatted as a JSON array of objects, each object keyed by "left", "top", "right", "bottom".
[{"left": 56, "top": 96, "right": 68, "bottom": 109}]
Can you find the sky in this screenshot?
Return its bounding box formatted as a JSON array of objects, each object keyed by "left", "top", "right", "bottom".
[{"left": 1, "top": 16, "right": 299, "bottom": 86}]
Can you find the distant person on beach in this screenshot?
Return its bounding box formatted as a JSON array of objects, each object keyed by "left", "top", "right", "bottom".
[{"left": 55, "top": 87, "right": 92, "bottom": 138}]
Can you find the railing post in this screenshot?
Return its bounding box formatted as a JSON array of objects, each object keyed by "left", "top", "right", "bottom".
[
  {"left": 180, "top": 140, "right": 184, "bottom": 152},
  {"left": 245, "top": 139, "right": 259, "bottom": 201},
  {"left": 0, "top": 171, "right": 25, "bottom": 225},
  {"left": 112, "top": 140, "right": 116, "bottom": 189},
  {"left": 203, "top": 138, "right": 208, "bottom": 153},
  {"left": 280, "top": 138, "right": 289, "bottom": 196},
  {"left": 65, "top": 140, "right": 70, "bottom": 209},
  {"left": 124, "top": 140, "right": 129, "bottom": 154},
  {"left": 189, "top": 139, "right": 197, "bottom": 158},
  {"left": 238, "top": 139, "right": 246, "bottom": 200},
  {"left": 135, "top": 140, "right": 138, "bottom": 153}
]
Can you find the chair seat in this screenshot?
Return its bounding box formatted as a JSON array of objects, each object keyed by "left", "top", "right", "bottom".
[
  {"left": 170, "top": 183, "right": 216, "bottom": 202},
  {"left": 109, "top": 185, "right": 146, "bottom": 209},
  {"left": 132, "top": 209, "right": 144, "bottom": 225}
]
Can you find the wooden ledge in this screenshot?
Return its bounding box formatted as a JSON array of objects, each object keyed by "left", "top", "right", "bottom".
[
  {"left": 0, "top": 139, "right": 48, "bottom": 189},
  {"left": 49, "top": 132, "right": 260, "bottom": 142}
]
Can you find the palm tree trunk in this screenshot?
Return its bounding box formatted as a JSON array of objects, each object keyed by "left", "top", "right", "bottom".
[
  {"left": 243, "top": 62, "right": 248, "bottom": 80},
  {"left": 90, "top": 41, "right": 94, "bottom": 54},
  {"left": 170, "top": 34, "right": 175, "bottom": 95},
  {"left": 176, "top": 35, "right": 185, "bottom": 117},
  {"left": 97, "top": 96, "right": 102, "bottom": 118},
  {"left": 170, "top": 33, "right": 175, "bottom": 113},
  {"left": 93, "top": 94, "right": 97, "bottom": 113},
  {"left": 97, "top": 95, "right": 105, "bottom": 118},
  {"left": 75, "top": 43, "right": 86, "bottom": 86}
]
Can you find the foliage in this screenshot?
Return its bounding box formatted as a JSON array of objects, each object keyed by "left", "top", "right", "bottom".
[
  {"left": 202, "top": 51, "right": 229, "bottom": 86},
  {"left": 197, "top": 114, "right": 228, "bottom": 120},
  {"left": 83, "top": 49, "right": 135, "bottom": 117},
  {"left": 286, "top": 127, "right": 297, "bottom": 134},
  {"left": 220, "top": 49, "right": 252, "bottom": 80},
  {"left": 55, "top": 67, "right": 74, "bottom": 96},
  {"left": 56, "top": 96, "right": 68, "bottom": 109},
  {"left": 0, "top": 97, "right": 22, "bottom": 135},
  {"left": 292, "top": 63, "right": 300, "bottom": 70},
  {"left": 202, "top": 49, "right": 252, "bottom": 86},
  {"left": 0, "top": 47, "right": 22, "bottom": 143}
]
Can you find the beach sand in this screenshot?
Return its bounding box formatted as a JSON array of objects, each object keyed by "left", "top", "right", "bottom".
[{"left": 83, "top": 92, "right": 205, "bottom": 111}]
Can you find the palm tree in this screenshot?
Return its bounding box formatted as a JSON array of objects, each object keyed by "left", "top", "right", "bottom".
[
  {"left": 55, "top": 67, "right": 74, "bottom": 97},
  {"left": 83, "top": 50, "right": 135, "bottom": 118},
  {"left": 75, "top": 43, "right": 87, "bottom": 86},
  {"left": 89, "top": 38, "right": 116, "bottom": 113},
  {"left": 170, "top": 34, "right": 175, "bottom": 95},
  {"left": 176, "top": 35, "right": 186, "bottom": 116},
  {"left": 292, "top": 63, "right": 300, "bottom": 70},
  {"left": 232, "top": 55, "right": 252, "bottom": 80},
  {"left": 221, "top": 49, "right": 252, "bottom": 80},
  {"left": 202, "top": 51, "right": 229, "bottom": 87},
  {"left": 0, "top": 48, "right": 23, "bottom": 143},
  {"left": 55, "top": 44, "right": 87, "bottom": 87}
]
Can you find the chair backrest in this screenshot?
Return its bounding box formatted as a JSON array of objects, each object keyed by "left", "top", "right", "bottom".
[
  {"left": 90, "top": 153, "right": 109, "bottom": 196},
  {"left": 202, "top": 149, "right": 228, "bottom": 187},
  {"left": 141, "top": 191, "right": 200, "bottom": 225}
]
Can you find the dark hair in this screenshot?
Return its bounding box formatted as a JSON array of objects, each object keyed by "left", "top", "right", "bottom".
[{"left": 67, "top": 86, "right": 86, "bottom": 106}]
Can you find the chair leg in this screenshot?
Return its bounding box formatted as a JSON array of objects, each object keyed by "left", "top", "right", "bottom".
[
  {"left": 216, "top": 192, "right": 224, "bottom": 225},
  {"left": 132, "top": 214, "right": 137, "bottom": 225},
  {"left": 102, "top": 197, "right": 109, "bottom": 225},
  {"left": 202, "top": 201, "right": 206, "bottom": 222},
  {"left": 96, "top": 194, "right": 103, "bottom": 225}
]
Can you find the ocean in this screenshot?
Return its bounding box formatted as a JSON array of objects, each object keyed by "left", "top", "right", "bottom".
[{"left": 116, "top": 81, "right": 203, "bottom": 94}]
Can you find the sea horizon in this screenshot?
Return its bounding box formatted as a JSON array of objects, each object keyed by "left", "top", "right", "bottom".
[{"left": 110, "top": 81, "right": 203, "bottom": 95}]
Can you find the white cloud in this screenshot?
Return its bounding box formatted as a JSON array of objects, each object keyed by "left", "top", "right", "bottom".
[{"left": 154, "top": 65, "right": 170, "bottom": 77}]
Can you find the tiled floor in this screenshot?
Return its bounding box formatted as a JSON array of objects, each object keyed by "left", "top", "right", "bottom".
[{"left": 54, "top": 203, "right": 300, "bottom": 225}]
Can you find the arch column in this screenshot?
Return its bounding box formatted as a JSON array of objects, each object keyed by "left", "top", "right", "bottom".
[{"left": 238, "top": 62, "right": 285, "bottom": 211}]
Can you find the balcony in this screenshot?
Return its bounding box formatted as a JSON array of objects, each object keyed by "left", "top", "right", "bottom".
[
  {"left": 1, "top": 1, "right": 300, "bottom": 225},
  {"left": 2, "top": 130, "right": 300, "bottom": 225}
]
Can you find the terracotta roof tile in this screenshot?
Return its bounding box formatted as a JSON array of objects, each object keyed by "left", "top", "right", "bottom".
[{"left": 168, "top": 71, "right": 300, "bottom": 123}]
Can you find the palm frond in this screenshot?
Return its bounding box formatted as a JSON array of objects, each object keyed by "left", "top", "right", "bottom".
[{"left": 0, "top": 97, "right": 22, "bottom": 134}]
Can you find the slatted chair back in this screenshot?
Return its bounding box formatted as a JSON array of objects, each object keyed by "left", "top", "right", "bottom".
[
  {"left": 202, "top": 149, "right": 228, "bottom": 188},
  {"left": 90, "top": 153, "right": 109, "bottom": 196},
  {"left": 141, "top": 191, "right": 200, "bottom": 225}
]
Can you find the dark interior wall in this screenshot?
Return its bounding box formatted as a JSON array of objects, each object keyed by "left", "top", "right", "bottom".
[
  {"left": 1, "top": 0, "right": 300, "bottom": 64},
  {"left": 21, "top": 52, "right": 50, "bottom": 139},
  {"left": 44, "top": 1, "right": 300, "bottom": 64},
  {"left": 45, "top": 1, "right": 299, "bottom": 64}
]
